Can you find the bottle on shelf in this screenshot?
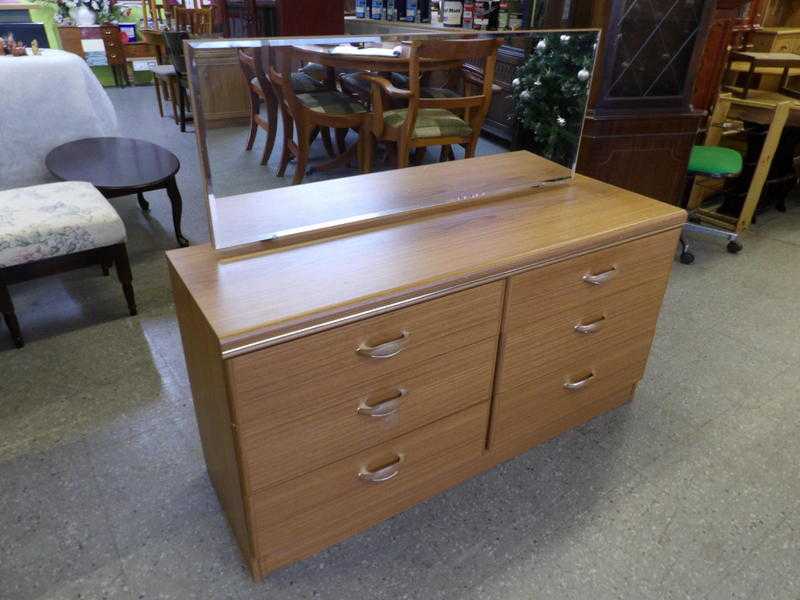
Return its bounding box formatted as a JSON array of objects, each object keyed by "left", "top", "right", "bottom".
[
  {"left": 462, "top": 0, "right": 474, "bottom": 27},
  {"left": 402, "top": 0, "right": 417, "bottom": 21},
  {"left": 508, "top": 0, "right": 522, "bottom": 29},
  {"left": 442, "top": 0, "right": 463, "bottom": 26},
  {"left": 356, "top": 0, "right": 367, "bottom": 18},
  {"left": 386, "top": 0, "right": 397, "bottom": 20},
  {"left": 371, "top": 0, "right": 384, "bottom": 19},
  {"left": 498, "top": 0, "right": 509, "bottom": 29}
]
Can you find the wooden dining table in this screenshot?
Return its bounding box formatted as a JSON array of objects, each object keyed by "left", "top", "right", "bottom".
[{"left": 291, "top": 42, "right": 462, "bottom": 73}]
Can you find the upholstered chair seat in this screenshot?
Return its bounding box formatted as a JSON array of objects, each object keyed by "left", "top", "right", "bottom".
[{"left": 382, "top": 108, "right": 472, "bottom": 139}]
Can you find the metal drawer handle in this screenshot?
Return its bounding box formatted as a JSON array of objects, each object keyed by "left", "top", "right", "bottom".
[
  {"left": 358, "top": 454, "right": 402, "bottom": 484},
  {"left": 574, "top": 315, "right": 606, "bottom": 334},
  {"left": 356, "top": 331, "right": 410, "bottom": 359},
  {"left": 582, "top": 266, "right": 617, "bottom": 285},
  {"left": 357, "top": 389, "right": 406, "bottom": 417},
  {"left": 564, "top": 372, "right": 595, "bottom": 390}
]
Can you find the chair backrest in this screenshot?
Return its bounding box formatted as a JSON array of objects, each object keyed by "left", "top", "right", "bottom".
[
  {"left": 267, "top": 46, "right": 308, "bottom": 117},
  {"left": 238, "top": 47, "right": 271, "bottom": 97},
  {"left": 174, "top": 6, "right": 215, "bottom": 34},
  {"left": 403, "top": 37, "right": 503, "bottom": 137},
  {"left": 163, "top": 30, "right": 190, "bottom": 75},
  {"left": 100, "top": 23, "right": 127, "bottom": 66}
]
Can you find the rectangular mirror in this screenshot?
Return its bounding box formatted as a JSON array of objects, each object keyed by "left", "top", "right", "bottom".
[{"left": 184, "top": 28, "right": 599, "bottom": 250}]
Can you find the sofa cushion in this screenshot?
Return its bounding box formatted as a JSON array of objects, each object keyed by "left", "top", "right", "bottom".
[
  {"left": 0, "top": 181, "right": 125, "bottom": 268},
  {"left": 383, "top": 108, "right": 472, "bottom": 139}
]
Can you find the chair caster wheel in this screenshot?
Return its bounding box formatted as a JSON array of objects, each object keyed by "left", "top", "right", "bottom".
[
  {"left": 727, "top": 240, "right": 743, "bottom": 254},
  {"left": 679, "top": 251, "right": 695, "bottom": 265}
]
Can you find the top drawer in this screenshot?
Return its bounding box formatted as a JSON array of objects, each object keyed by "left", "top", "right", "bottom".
[
  {"left": 505, "top": 231, "right": 677, "bottom": 332},
  {"left": 228, "top": 281, "right": 504, "bottom": 428}
]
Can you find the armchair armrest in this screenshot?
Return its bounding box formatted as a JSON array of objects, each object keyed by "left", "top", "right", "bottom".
[{"left": 356, "top": 72, "right": 413, "bottom": 99}]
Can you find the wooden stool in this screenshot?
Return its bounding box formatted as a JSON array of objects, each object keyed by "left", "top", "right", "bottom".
[{"left": 0, "top": 181, "right": 137, "bottom": 348}]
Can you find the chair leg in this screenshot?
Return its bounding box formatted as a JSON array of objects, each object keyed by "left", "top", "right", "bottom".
[
  {"left": 179, "top": 85, "right": 187, "bottom": 133},
  {"left": 0, "top": 283, "right": 23, "bottom": 348},
  {"left": 412, "top": 147, "right": 427, "bottom": 165},
  {"left": 277, "top": 113, "right": 293, "bottom": 177},
  {"left": 336, "top": 128, "right": 348, "bottom": 154},
  {"left": 261, "top": 95, "right": 278, "bottom": 166},
  {"left": 154, "top": 78, "right": 165, "bottom": 118},
  {"left": 169, "top": 79, "right": 179, "bottom": 125},
  {"left": 112, "top": 244, "right": 138, "bottom": 316},
  {"left": 360, "top": 130, "right": 373, "bottom": 174},
  {"left": 246, "top": 93, "right": 259, "bottom": 151},
  {"left": 321, "top": 128, "right": 336, "bottom": 158},
  {"left": 293, "top": 125, "right": 311, "bottom": 185},
  {"left": 464, "top": 140, "right": 476, "bottom": 159},
  {"left": 397, "top": 140, "right": 410, "bottom": 169}
]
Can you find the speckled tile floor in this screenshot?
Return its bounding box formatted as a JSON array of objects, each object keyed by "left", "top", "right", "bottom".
[{"left": 1, "top": 86, "right": 800, "bottom": 600}]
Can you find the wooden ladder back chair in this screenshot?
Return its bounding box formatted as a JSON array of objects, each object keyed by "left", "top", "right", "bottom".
[
  {"left": 238, "top": 47, "right": 279, "bottom": 165},
  {"left": 363, "top": 37, "right": 503, "bottom": 168},
  {"left": 268, "top": 46, "right": 371, "bottom": 185}
]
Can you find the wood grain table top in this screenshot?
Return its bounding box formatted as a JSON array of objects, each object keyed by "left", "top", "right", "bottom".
[{"left": 167, "top": 152, "right": 686, "bottom": 357}]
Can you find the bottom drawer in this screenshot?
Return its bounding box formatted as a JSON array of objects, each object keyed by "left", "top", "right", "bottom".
[
  {"left": 252, "top": 402, "right": 489, "bottom": 572},
  {"left": 492, "top": 335, "right": 653, "bottom": 445}
]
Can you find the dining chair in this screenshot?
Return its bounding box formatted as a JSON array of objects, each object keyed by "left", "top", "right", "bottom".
[
  {"left": 269, "top": 46, "right": 372, "bottom": 185},
  {"left": 162, "top": 31, "right": 191, "bottom": 132},
  {"left": 360, "top": 37, "right": 503, "bottom": 168},
  {"left": 238, "top": 48, "right": 327, "bottom": 166}
]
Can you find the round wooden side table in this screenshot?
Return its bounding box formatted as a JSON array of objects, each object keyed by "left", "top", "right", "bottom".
[{"left": 46, "top": 137, "right": 189, "bottom": 247}]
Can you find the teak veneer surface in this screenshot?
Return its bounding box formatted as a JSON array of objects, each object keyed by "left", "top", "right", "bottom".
[
  {"left": 210, "top": 152, "right": 570, "bottom": 250},
  {"left": 166, "top": 153, "right": 685, "bottom": 356}
]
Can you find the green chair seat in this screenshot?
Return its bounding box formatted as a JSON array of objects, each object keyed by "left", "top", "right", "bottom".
[
  {"left": 688, "top": 146, "right": 743, "bottom": 177},
  {"left": 384, "top": 108, "right": 472, "bottom": 139},
  {"left": 297, "top": 90, "right": 367, "bottom": 115}
]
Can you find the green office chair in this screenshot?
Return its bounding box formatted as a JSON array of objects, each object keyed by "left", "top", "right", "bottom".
[{"left": 679, "top": 145, "right": 744, "bottom": 264}]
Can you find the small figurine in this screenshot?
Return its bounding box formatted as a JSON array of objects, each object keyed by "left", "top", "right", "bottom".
[
  {"left": 31, "top": 39, "right": 40, "bottom": 55},
  {"left": 12, "top": 43, "right": 26, "bottom": 56}
]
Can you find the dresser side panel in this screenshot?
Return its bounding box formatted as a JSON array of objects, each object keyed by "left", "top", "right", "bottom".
[{"left": 168, "top": 264, "right": 257, "bottom": 575}]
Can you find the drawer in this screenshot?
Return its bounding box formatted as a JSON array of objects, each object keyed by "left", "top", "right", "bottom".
[
  {"left": 228, "top": 281, "right": 503, "bottom": 427},
  {"left": 251, "top": 402, "right": 488, "bottom": 568},
  {"left": 239, "top": 337, "right": 498, "bottom": 491},
  {"left": 492, "top": 335, "right": 653, "bottom": 445},
  {"left": 505, "top": 231, "right": 676, "bottom": 330},
  {"left": 497, "top": 278, "right": 667, "bottom": 393}
]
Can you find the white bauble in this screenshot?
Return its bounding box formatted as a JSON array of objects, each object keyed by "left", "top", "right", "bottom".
[
  {"left": 557, "top": 116, "right": 566, "bottom": 126},
  {"left": 560, "top": 34, "right": 571, "bottom": 42},
  {"left": 520, "top": 90, "right": 531, "bottom": 100},
  {"left": 577, "top": 68, "right": 590, "bottom": 82},
  {"left": 512, "top": 77, "right": 521, "bottom": 87},
  {"left": 536, "top": 39, "right": 546, "bottom": 51}
]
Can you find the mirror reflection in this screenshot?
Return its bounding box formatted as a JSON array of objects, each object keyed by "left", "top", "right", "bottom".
[{"left": 186, "top": 29, "right": 598, "bottom": 248}]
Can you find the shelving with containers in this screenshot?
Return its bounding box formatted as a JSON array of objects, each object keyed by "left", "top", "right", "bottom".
[{"left": 354, "top": 0, "right": 527, "bottom": 31}]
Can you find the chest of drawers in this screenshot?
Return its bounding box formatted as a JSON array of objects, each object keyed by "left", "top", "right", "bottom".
[{"left": 167, "top": 152, "right": 685, "bottom": 580}]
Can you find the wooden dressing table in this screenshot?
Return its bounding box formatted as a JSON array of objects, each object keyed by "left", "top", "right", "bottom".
[{"left": 167, "top": 151, "right": 685, "bottom": 580}]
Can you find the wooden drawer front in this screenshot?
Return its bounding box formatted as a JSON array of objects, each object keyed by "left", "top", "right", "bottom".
[
  {"left": 229, "top": 281, "right": 504, "bottom": 428},
  {"left": 505, "top": 231, "right": 676, "bottom": 330},
  {"left": 240, "top": 337, "right": 498, "bottom": 492},
  {"left": 492, "top": 335, "right": 653, "bottom": 445},
  {"left": 251, "top": 403, "right": 488, "bottom": 569},
  {"left": 497, "top": 278, "right": 667, "bottom": 393}
]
